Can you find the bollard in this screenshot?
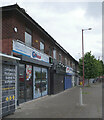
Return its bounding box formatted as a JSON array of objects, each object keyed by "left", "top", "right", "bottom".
[{"left": 80, "top": 88, "right": 83, "bottom": 106}]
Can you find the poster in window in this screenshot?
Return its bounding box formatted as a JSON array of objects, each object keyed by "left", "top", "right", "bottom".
[{"left": 26, "top": 65, "right": 32, "bottom": 81}]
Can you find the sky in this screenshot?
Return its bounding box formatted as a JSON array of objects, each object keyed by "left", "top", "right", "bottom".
[{"left": 0, "top": 0, "right": 103, "bottom": 61}]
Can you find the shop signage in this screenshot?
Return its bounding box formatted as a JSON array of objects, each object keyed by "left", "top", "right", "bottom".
[
  {"left": 32, "top": 51, "right": 41, "bottom": 59},
  {"left": 66, "top": 66, "right": 74, "bottom": 74},
  {"left": 2, "top": 64, "right": 15, "bottom": 117},
  {"left": 26, "top": 65, "right": 32, "bottom": 80},
  {"left": 13, "top": 40, "right": 49, "bottom": 63}
]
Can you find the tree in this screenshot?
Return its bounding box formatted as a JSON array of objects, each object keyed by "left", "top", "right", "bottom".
[
  {"left": 95, "top": 59, "right": 103, "bottom": 77},
  {"left": 79, "top": 52, "right": 101, "bottom": 85}
]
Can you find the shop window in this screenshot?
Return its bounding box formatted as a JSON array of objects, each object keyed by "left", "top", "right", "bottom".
[
  {"left": 26, "top": 65, "right": 32, "bottom": 101},
  {"left": 40, "top": 41, "right": 44, "bottom": 53},
  {"left": 26, "top": 65, "right": 32, "bottom": 81},
  {"left": 53, "top": 49, "right": 56, "bottom": 59},
  {"left": 25, "top": 32, "right": 32, "bottom": 46},
  {"left": 33, "top": 67, "right": 48, "bottom": 99}
]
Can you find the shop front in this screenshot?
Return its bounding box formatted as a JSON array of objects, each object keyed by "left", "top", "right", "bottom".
[
  {"left": 64, "top": 66, "right": 74, "bottom": 90},
  {"left": 64, "top": 75, "right": 72, "bottom": 90},
  {"left": 50, "top": 62, "right": 66, "bottom": 94},
  {"left": 18, "top": 64, "right": 33, "bottom": 104},
  {"left": 12, "top": 40, "right": 51, "bottom": 104},
  {"left": 18, "top": 64, "right": 49, "bottom": 104}
]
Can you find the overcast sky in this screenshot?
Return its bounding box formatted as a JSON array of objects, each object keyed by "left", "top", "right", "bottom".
[{"left": 1, "top": 0, "right": 102, "bottom": 61}]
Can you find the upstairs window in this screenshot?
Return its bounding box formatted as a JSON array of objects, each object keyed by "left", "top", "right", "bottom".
[
  {"left": 59, "top": 54, "right": 62, "bottom": 62},
  {"left": 65, "top": 58, "right": 67, "bottom": 65},
  {"left": 68, "top": 60, "right": 70, "bottom": 66},
  {"left": 53, "top": 49, "right": 56, "bottom": 59},
  {"left": 25, "top": 31, "right": 32, "bottom": 46},
  {"left": 73, "top": 62, "right": 75, "bottom": 69},
  {"left": 70, "top": 61, "right": 72, "bottom": 67},
  {"left": 40, "top": 41, "right": 44, "bottom": 53},
  {"left": 49, "top": 47, "right": 52, "bottom": 56}
]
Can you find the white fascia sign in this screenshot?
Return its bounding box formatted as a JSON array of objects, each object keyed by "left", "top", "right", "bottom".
[
  {"left": 66, "top": 66, "right": 74, "bottom": 75},
  {"left": 12, "top": 40, "right": 49, "bottom": 63}
]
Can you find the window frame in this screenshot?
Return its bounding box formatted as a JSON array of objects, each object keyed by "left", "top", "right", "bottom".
[
  {"left": 25, "top": 31, "right": 32, "bottom": 46},
  {"left": 59, "top": 53, "right": 62, "bottom": 63},
  {"left": 40, "top": 41, "right": 45, "bottom": 53},
  {"left": 53, "top": 49, "right": 56, "bottom": 59},
  {"left": 65, "top": 58, "right": 67, "bottom": 65}
]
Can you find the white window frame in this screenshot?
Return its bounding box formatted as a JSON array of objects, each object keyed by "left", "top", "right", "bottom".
[
  {"left": 65, "top": 58, "right": 67, "bottom": 65},
  {"left": 53, "top": 49, "right": 56, "bottom": 59},
  {"left": 40, "top": 41, "right": 44, "bottom": 53},
  {"left": 25, "top": 32, "right": 32, "bottom": 46}
]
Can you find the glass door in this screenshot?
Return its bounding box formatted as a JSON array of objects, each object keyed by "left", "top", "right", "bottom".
[
  {"left": 41, "top": 68, "right": 48, "bottom": 96},
  {"left": 33, "top": 67, "right": 41, "bottom": 98},
  {"left": 19, "top": 64, "right": 25, "bottom": 103}
]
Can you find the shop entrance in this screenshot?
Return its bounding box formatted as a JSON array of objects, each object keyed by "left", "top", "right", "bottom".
[
  {"left": 19, "top": 64, "right": 25, "bottom": 103},
  {"left": 33, "top": 67, "right": 48, "bottom": 99},
  {"left": 64, "top": 75, "right": 72, "bottom": 90},
  {"left": 19, "top": 64, "right": 32, "bottom": 104}
]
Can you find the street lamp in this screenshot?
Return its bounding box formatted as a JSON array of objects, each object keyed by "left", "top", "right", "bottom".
[{"left": 82, "top": 28, "right": 92, "bottom": 87}]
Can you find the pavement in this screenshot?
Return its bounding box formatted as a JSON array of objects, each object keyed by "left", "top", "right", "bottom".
[{"left": 4, "top": 82, "right": 102, "bottom": 118}]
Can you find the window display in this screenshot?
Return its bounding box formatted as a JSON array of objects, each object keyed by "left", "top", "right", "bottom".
[
  {"left": 26, "top": 65, "right": 32, "bottom": 101},
  {"left": 33, "top": 67, "right": 41, "bottom": 98},
  {"left": 33, "top": 67, "right": 48, "bottom": 98}
]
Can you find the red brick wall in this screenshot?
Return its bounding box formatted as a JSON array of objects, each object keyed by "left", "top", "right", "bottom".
[
  {"left": 12, "top": 14, "right": 25, "bottom": 42},
  {"left": 2, "top": 12, "right": 13, "bottom": 55},
  {"left": 32, "top": 31, "right": 40, "bottom": 50},
  {"left": 2, "top": 12, "right": 13, "bottom": 40},
  {"left": 2, "top": 11, "right": 54, "bottom": 57},
  {"left": 2, "top": 12, "right": 25, "bottom": 55},
  {"left": 2, "top": 38, "right": 12, "bottom": 55},
  {"left": 2, "top": 10, "right": 77, "bottom": 68}
]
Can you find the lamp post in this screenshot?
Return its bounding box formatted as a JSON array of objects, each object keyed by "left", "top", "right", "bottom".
[{"left": 82, "top": 28, "right": 92, "bottom": 87}]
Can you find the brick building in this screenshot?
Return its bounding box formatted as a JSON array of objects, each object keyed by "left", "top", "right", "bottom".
[{"left": 0, "top": 3, "right": 79, "bottom": 109}]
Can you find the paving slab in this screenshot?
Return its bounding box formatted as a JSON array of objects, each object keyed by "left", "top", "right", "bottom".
[{"left": 4, "top": 83, "right": 102, "bottom": 118}]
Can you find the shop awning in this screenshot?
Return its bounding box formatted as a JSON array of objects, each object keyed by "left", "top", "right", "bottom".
[{"left": 0, "top": 53, "right": 20, "bottom": 61}]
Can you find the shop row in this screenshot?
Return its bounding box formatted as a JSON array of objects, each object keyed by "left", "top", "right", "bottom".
[
  {"left": 0, "top": 52, "right": 79, "bottom": 118},
  {"left": 0, "top": 4, "right": 79, "bottom": 118}
]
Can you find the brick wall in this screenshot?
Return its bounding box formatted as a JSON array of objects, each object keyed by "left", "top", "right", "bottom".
[
  {"left": 32, "top": 31, "right": 40, "bottom": 50},
  {"left": 2, "top": 11, "right": 25, "bottom": 55},
  {"left": 2, "top": 10, "right": 78, "bottom": 68}
]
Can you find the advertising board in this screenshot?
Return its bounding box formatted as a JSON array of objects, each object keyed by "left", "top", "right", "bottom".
[
  {"left": 2, "top": 64, "right": 15, "bottom": 117},
  {"left": 13, "top": 40, "right": 49, "bottom": 63}
]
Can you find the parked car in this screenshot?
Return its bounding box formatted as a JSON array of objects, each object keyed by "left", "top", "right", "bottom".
[{"left": 93, "top": 79, "right": 97, "bottom": 83}]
